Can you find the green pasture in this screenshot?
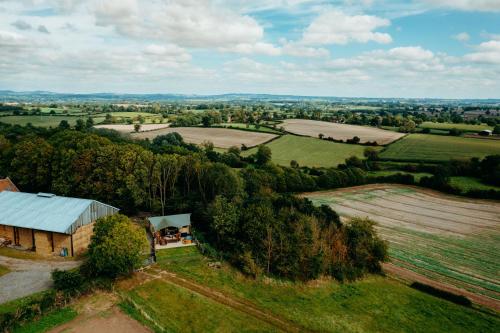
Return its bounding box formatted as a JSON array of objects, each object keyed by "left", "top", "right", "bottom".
[
  {"left": 379, "top": 134, "right": 500, "bottom": 162},
  {"left": 126, "top": 247, "right": 500, "bottom": 333},
  {"left": 420, "top": 122, "right": 493, "bottom": 132},
  {"left": 242, "top": 135, "right": 375, "bottom": 168},
  {"left": 0, "top": 115, "right": 105, "bottom": 127}
]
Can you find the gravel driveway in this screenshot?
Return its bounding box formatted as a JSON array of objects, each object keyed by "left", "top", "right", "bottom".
[{"left": 0, "top": 255, "right": 80, "bottom": 304}]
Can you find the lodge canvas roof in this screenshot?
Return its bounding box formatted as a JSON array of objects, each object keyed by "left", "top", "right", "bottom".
[
  {"left": 148, "top": 214, "right": 191, "bottom": 232},
  {"left": 0, "top": 191, "right": 119, "bottom": 234}
]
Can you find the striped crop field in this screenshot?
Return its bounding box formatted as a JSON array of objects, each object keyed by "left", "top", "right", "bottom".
[{"left": 304, "top": 184, "right": 500, "bottom": 309}]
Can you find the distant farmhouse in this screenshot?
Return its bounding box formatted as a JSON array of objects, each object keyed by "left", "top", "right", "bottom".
[
  {"left": 0, "top": 177, "right": 19, "bottom": 192},
  {"left": 0, "top": 191, "right": 118, "bottom": 256}
]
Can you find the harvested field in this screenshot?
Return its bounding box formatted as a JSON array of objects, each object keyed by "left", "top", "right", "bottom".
[
  {"left": 94, "top": 124, "right": 170, "bottom": 133},
  {"left": 281, "top": 119, "right": 405, "bottom": 145},
  {"left": 304, "top": 184, "right": 500, "bottom": 308},
  {"left": 132, "top": 127, "right": 278, "bottom": 149}
]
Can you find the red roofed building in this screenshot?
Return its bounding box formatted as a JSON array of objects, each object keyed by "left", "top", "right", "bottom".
[{"left": 0, "top": 178, "right": 19, "bottom": 192}]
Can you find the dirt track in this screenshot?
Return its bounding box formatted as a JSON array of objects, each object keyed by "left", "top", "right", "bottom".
[
  {"left": 132, "top": 127, "right": 278, "bottom": 148},
  {"left": 281, "top": 119, "right": 404, "bottom": 145}
]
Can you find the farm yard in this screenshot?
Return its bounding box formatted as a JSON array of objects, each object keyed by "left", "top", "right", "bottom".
[
  {"left": 304, "top": 184, "right": 500, "bottom": 309},
  {"left": 132, "top": 127, "right": 278, "bottom": 149},
  {"left": 94, "top": 123, "right": 171, "bottom": 133},
  {"left": 281, "top": 119, "right": 405, "bottom": 145},
  {"left": 242, "top": 135, "right": 376, "bottom": 168},
  {"left": 379, "top": 133, "right": 500, "bottom": 162}
]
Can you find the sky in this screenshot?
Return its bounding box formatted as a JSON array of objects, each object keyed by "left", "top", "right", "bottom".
[{"left": 0, "top": 0, "right": 499, "bottom": 98}]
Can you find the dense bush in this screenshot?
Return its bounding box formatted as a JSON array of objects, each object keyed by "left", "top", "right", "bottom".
[
  {"left": 52, "top": 269, "right": 84, "bottom": 292},
  {"left": 83, "top": 214, "right": 149, "bottom": 278}
]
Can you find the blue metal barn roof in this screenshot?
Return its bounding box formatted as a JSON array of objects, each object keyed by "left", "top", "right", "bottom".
[
  {"left": 0, "top": 191, "right": 119, "bottom": 234},
  {"left": 148, "top": 214, "right": 191, "bottom": 232}
]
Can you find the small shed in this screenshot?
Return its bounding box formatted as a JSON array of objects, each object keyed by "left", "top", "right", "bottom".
[{"left": 148, "top": 214, "right": 192, "bottom": 246}]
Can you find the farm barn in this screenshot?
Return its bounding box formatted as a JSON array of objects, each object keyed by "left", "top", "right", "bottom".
[
  {"left": 0, "top": 178, "right": 18, "bottom": 192},
  {"left": 148, "top": 214, "right": 193, "bottom": 248},
  {"left": 0, "top": 191, "right": 118, "bottom": 256}
]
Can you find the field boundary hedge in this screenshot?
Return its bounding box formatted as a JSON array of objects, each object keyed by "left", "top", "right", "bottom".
[{"left": 410, "top": 282, "right": 472, "bottom": 307}]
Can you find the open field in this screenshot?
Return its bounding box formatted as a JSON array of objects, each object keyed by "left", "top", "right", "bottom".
[
  {"left": 420, "top": 122, "right": 493, "bottom": 132},
  {"left": 118, "top": 247, "right": 500, "bottom": 332},
  {"left": 132, "top": 127, "right": 277, "bottom": 148},
  {"left": 281, "top": 119, "right": 405, "bottom": 145},
  {"left": 304, "top": 184, "right": 500, "bottom": 308},
  {"left": 94, "top": 123, "right": 170, "bottom": 133},
  {"left": 0, "top": 115, "right": 105, "bottom": 127},
  {"left": 242, "top": 135, "right": 376, "bottom": 168},
  {"left": 379, "top": 134, "right": 500, "bottom": 162}
]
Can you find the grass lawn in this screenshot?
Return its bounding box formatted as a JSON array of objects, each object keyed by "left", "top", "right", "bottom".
[
  {"left": 366, "top": 170, "right": 432, "bottom": 181},
  {"left": 379, "top": 134, "right": 500, "bottom": 162},
  {"left": 142, "top": 247, "right": 500, "bottom": 333},
  {"left": 0, "top": 264, "right": 9, "bottom": 277},
  {"left": 0, "top": 115, "right": 105, "bottom": 127},
  {"left": 420, "top": 122, "right": 493, "bottom": 132},
  {"left": 449, "top": 177, "right": 500, "bottom": 193},
  {"left": 12, "top": 307, "right": 78, "bottom": 333},
  {"left": 242, "top": 135, "right": 375, "bottom": 168}
]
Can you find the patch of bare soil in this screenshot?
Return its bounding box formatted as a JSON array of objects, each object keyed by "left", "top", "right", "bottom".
[
  {"left": 383, "top": 263, "right": 500, "bottom": 312},
  {"left": 281, "top": 119, "right": 405, "bottom": 145},
  {"left": 132, "top": 127, "right": 278, "bottom": 148},
  {"left": 48, "top": 292, "right": 151, "bottom": 333}
]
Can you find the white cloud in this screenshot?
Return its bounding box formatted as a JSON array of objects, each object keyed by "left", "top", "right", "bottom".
[
  {"left": 37, "top": 25, "right": 50, "bottom": 34},
  {"left": 464, "top": 40, "right": 500, "bottom": 64},
  {"left": 421, "top": 0, "right": 500, "bottom": 12},
  {"left": 301, "top": 10, "right": 392, "bottom": 45},
  {"left": 281, "top": 41, "right": 330, "bottom": 57},
  {"left": 452, "top": 32, "right": 470, "bottom": 42}
]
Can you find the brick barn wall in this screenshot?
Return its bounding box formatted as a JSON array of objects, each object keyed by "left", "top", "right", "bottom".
[
  {"left": 17, "top": 227, "right": 34, "bottom": 249},
  {"left": 0, "top": 225, "right": 14, "bottom": 241}
]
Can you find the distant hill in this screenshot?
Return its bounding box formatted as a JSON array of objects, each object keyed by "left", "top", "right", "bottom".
[{"left": 0, "top": 90, "right": 499, "bottom": 105}]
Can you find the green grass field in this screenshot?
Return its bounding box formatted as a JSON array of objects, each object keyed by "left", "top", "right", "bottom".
[
  {"left": 380, "top": 134, "right": 500, "bottom": 162},
  {"left": 0, "top": 264, "right": 9, "bottom": 277},
  {"left": 0, "top": 115, "right": 105, "bottom": 127},
  {"left": 242, "top": 135, "right": 375, "bottom": 167},
  {"left": 123, "top": 247, "right": 500, "bottom": 333},
  {"left": 12, "top": 307, "right": 77, "bottom": 333},
  {"left": 449, "top": 177, "right": 500, "bottom": 193},
  {"left": 366, "top": 170, "right": 432, "bottom": 181},
  {"left": 420, "top": 122, "right": 493, "bottom": 132},
  {"left": 122, "top": 280, "right": 278, "bottom": 333}
]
